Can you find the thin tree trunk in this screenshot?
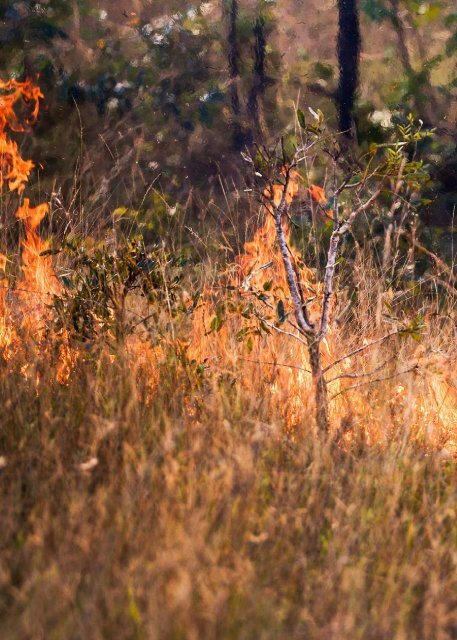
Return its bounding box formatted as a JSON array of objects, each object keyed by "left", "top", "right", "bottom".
[
  {"left": 309, "top": 338, "right": 329, "bottom": 432},
  {"left": 224, "top": 0, "right": 248, "bottom": 149},
  {"left": 320, "top": 231, "right": 340, "bottom": 339},
  {"left": 247, "top": 16, "right": 268, "bottom": 136},
  {"left": 272, "top": 179, "right": 329, "bottom": 431},
  {"left": 389, "top": 0, "right": 414, "bottom": 75},
  {"left": 388, "top": 0, "right": 437, "bottom": 124},
  {"left": 382, "top": 160, "right": 405, "bottom": 278},
  {"left": 272, "top": 191, "right": 313, "bottom": 337}
]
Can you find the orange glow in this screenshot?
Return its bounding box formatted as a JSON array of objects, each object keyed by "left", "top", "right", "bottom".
[
  {"left": 16, "top": 199, "right": 60, "bottom": 298},
  {"left": 190, "top": 170, "right": 457, "bottom": 448},
  {"left": 0, "top": 79, "right": 58, "bottom": 357},
  {"left": 308, "top": 183, "right": 327, "bottom": 204},
  {"left": 264, "top": 169, "right": 301, "bottom": 207},
  {"left": 0, "top": 79, "right": 43, "bottom": 193},
  {"left": 0, "top": 79, "right": 454, "bottom": 452}
]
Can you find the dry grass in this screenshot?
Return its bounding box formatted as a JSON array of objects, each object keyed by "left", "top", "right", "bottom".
[{"left": 0, "top": 223, "right": 457, "bottom": 639}]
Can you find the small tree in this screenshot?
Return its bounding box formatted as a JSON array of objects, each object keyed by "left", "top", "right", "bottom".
[{"left": 241, "top": 109, "right": 432, "bottom": 431}]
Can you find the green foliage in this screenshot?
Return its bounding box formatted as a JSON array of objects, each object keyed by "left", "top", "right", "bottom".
[
  {"left": 0, "top": 0, "right": 453, "bottom": 222},
  {"left": 360, "top": 0, "right": 391, "bottom": 22},
  {"left": 51, "top": 238, "right": 186, "bottom": 342}
]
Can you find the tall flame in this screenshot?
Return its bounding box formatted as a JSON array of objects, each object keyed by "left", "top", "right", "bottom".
[
  {"left": 0, "top": 79, "right": 43, "bottom": 193},
  {"left": 0, "top": 79, "right": 57, "bottom": 356},
  {"left": 16, "top": 198, "right": 60, "bottom": 297},
  {"left": 191, "top": 171, "right": 457, "bottom": 447}
]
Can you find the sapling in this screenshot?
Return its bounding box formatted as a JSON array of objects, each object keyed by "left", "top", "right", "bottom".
[{"left": 241, "top": 109, "right": 432, "bottom": 431}]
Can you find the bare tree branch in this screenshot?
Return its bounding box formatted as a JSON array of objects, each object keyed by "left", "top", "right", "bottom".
[
  {"left": 271, "top": 168, "right": 314, "bottom": 336},
  {"left": 329, "top": 364, "right": 419, "bottom": 402},
  {"left": 326, "top": 355, "right": 396, "bottom": 383},
  {"left": 254, "top": 311, "right": 309, "bottom": 347},
  {"left": 324, "top": 330, "right": 399, "bottom": 373}
]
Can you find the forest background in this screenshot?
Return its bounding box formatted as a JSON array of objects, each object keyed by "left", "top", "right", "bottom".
[{"left": 1, "top": 0, "right": 456, "bottom": 251}]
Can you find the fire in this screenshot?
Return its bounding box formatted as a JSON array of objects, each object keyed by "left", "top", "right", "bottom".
[
  {"left": 191, "top": 170, "right": 457, "bottom": 447},
  {"left": 0, "top": 79, "right": 43, "bottom": 193},
  {"left": 16, "top": 199, "right": 60, "bottom": 298},
  {"left": 239, "top": 186, "right": 321, "bottom": 322},
  {"left": 190, "top": 170, "right": 332, "bottom": 430},
  {"left": 0, "top": 76, "right": 454, "bottom": 452},
  {"left": 0, "top": 252, "right": 13, "bottom": 351},
  {"left": 0, "top": 79, "right": 58, "bottom": 358},
  {"left": 307, "top": 183, "right": 327, "bottom": 205},
  {"left": 264, "top": 169, "right": 301, "bottom": 207}
]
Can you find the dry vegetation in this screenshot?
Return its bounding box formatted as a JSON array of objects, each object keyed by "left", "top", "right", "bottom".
[
  {"left": 0, "top": 77, "right": 457, "bottom": 640},
  {"left": 1, "top": 292, "right": 457, "bottom": 640}
]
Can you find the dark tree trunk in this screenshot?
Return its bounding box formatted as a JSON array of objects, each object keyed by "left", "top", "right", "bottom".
[
  {"left": 247, "top": 16, "right": 267, "bottom": 135},
  {"left": 224, "top": 0, "right": 250, "bottom": 149},
  {"left": 227, "top": 0, "right": 241, "bottom": 116},
  {"left": 336, "top": 0, "right": 361, "bottom": 139}
]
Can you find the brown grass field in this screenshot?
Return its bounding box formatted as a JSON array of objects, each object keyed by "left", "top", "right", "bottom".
[{"left": 0, "top": 75, "right": 457, "bottom": 640}]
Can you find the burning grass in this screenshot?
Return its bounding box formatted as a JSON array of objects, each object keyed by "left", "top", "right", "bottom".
[{"left": 0, "top": 81, "right": 457, "bottom": 638}]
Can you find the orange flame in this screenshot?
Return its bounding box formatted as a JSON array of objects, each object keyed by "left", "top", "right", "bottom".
[
  {"left": 0, "top": 79, "right": 59, "bottom": 357},
  {"left": 0, "top": 79, "right": 43, "bottom": 193},
  {"left": 0, "top": 79, "right": 453, "bottom": 450},
  {"left": 190, "top": 170, "right": 457, "bottom": 447},
  {"left": 264, "top": 169, "right": 301, "bottom": 207},
  {"left": 307, "top": 183, "right": 327, "bottom": 205},
  {"left": 16, "top": 198, "right": 60, "bottom": 297}
]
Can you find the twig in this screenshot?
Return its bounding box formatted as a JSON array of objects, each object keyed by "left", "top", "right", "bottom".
[
  {"left": 254, "top": 312, "right": 309, "bottom": 347},
  {"left": 412, "top": 237, "right": 457, "bottom": 286},
  {"left": 320, "top": 184, "right": 384, "bottom": 339},
  {"left": 237, "top": 357, "right": 311, "bottom": 374},
  {"left": 324, "top": 330, "right": 399, "bottom": 373},
  {"left": 329, "top": 364, "right": 419, "bottom": 402},
  {"left": 430, "top": 276, "right": 457, "bottom": 297},
  {"left": 382, "top": 158, "right": 405, "bottom": 272},
  {"left": 326, "top": 355, "right": 396, "bottom": 383},
  {"left": 240, "top": 261, "right": 274, "bottom": 291}
]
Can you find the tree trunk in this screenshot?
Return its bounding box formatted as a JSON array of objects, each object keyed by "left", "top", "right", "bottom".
[
  {"left": 247, "top": 16, "right": 268, "bottom": 136},
  {"left": 308, "top": 338, "right": 329, "bottom": 432},
  {"left": 336, "top": 0, "right": 361, "bottom": 139},
  {"left": 224, "top": 0, "right": 249, "bottom": 149},
  {"left": 227, "top": 0, "right": 241, "bottom": 116},
  {"left": 272, "top": 181, "right": 329, "bottom": 432},
  {"left": 388, "top": 0, "right": 438, "bottom": 125}
]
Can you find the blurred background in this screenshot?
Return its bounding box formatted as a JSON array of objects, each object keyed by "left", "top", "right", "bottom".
[{"left": 0, "top": 0, "right": 456, "bottom": 250}]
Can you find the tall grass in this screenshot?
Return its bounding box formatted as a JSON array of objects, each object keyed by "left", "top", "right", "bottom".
[{"left": 0, "top": 196, "right": 456, "bottom": 639}]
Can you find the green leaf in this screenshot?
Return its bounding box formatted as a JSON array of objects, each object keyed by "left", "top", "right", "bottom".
[
  {"left": 446, "top": 32, "right": 457, "bottom": 57},
  {"left": 210, "top": 314, "right": 224, "bottom": 332},
  {"left": 314, "top": 61, "right": 333, "bottom": 80},
  {"left": 360, "top": 0, "right": 390, "bottom": 22},
  {"left": 276, "top": 300, "right": 286, "bottom": 325},
  {"left": 113, "top": 207, "right": 128, "bottom": 217},
  {"left": 297, "top": 109, "right": 306, "bottom": 129},
  {"left": 39, "top": 248, "right": 61, "bottom": 256},
  {"left": 444, "top": 13, "right": 457, "bottom": 27}
]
